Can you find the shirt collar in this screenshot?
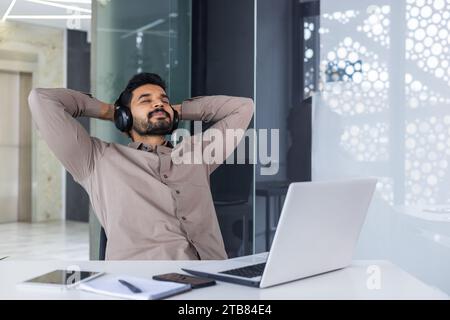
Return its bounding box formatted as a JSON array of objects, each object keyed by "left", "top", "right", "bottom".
[
  {"left": 127, "top": 140, "right": 173, "bottom": 152},
  {"left": 128, "top": 141, "right": 143, "bottom": 150}
]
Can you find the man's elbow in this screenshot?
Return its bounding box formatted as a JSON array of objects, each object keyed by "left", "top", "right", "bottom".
[
  {"left": 28, "top": 88, "right": 52, "bottom": 113},
  {"left": 28, "top": 88, "right": 40, "bottom": 112},
  {"left": 241, "top": 97, "right": 254, "bottom": 118},
  {"left": 29, "top": 88, "right": 47, "bottom": 98},
  {"left": 28, "top": 88, "right": 44, "bottom": 106}
]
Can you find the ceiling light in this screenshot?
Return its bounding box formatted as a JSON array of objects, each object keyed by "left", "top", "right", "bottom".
[
  {"left": 27, "top": 0, "right": 91, "bottom": 13},
  {"left": 45, "top": 0, "right": 91, "bottom": 3},
  {"left": 1, "top": 0, "right": 17, "bottom": 22},
  {"left": 6, "top": 14, "right": 91, "bottom": 19}
]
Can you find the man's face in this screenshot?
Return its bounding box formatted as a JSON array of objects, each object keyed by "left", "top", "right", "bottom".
[{"left": 129, "top": 84, "right": 174, "bottom": 136}]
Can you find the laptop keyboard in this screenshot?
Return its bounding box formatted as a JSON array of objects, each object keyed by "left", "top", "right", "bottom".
[{"left": 219, "top": 263, "right": 266, "bottom": 278}]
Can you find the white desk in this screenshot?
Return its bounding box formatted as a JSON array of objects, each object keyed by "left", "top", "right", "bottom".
[{"left": 0, "top": 260, "right": 447, "bottom": 300}]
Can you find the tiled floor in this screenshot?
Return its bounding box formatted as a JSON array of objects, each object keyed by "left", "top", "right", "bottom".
[{"left": 0, "top": 221, "right": 89, "bottom": 260}]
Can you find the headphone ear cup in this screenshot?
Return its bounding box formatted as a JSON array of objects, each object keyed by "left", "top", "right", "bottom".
[{"left": 114, "top": 105, "right": 133, "bottom": 132}]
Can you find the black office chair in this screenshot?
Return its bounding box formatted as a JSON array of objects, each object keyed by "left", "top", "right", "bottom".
[
  {"left": 99, "top": 227, "right": 107, "bottom": 260},
  {"left": 211, "top": 161, "right": 253, "bottom": 258}
]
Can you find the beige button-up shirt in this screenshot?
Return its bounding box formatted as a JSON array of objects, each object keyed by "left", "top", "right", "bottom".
[{"left": 28, "top": 88, "right": 254, "bottom": 260}]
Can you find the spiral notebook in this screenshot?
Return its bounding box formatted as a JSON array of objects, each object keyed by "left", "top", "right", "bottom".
[{"left": 78, "top": 273, "right": 192, "bottom": 300}]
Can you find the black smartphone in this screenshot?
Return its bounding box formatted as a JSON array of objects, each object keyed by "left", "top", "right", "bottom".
[{"left": 152, "top": 273, "right": 216, "bottom": 289}]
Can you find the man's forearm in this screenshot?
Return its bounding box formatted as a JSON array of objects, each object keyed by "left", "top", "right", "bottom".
[
  {"left": 29, "top": 88, "right": 113, "bottom": 120},
  {"left": 99, "top": 101, "right": 115, "bottom": 121},
  {"left": 180, "top": 96, "right": 253, "bottom": 123},
  {"left": 176, "top": 95, "right": 254, "bottom": 174},
  {"left": 172, "top": 104, "right": 182, "bottom": 117}
]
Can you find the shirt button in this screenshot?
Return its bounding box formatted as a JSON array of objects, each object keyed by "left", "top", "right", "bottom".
[
  {"left": 176, "top": 190, "right": 180, "bottom": 194},
  {"left": 181, "top": 216, "right": 187, "bottom": 221},
  {"left": 163, "top": 174, "right": 168, "bottom": 179}
]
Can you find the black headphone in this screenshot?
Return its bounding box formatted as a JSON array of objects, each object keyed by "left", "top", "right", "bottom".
[{"left": 113, "top": 92, "right": 179, "bottom": 134}]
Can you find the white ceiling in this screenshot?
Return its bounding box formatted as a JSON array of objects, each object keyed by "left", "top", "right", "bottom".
[{"left": 0, "top": 0, "right": 92, "bottom": 33}]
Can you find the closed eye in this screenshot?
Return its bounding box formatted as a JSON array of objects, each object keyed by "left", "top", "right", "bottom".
[{"left": 140, "top": 99, "right": 169, "bottom": 104}]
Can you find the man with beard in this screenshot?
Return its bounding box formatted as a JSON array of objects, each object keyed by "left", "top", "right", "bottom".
[{"left": 28, "top": 72, "right": 254, "bottom": 260}]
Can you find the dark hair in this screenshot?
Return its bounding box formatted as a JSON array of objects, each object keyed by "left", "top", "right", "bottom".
[{"left": 116, "top": 72, "right": 166, "bottom": 108}]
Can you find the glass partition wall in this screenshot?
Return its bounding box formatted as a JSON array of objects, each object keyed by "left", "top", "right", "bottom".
[
  {"left": 255, "top": 0, "right": 450, "bottom": 294},
  {"left": 313, "top": 0, "right": 450, "bottom": 294},
  {"left": 254, "top": 0, "right": 318, "bottom": 253},
  {"left": 90, "top": 0, "right": 192, "bottom": 258}
]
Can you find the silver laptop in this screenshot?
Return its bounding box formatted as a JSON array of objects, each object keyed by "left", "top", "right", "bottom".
[{"left": 182, "top": 177, "right": 377, "bottom": 288}]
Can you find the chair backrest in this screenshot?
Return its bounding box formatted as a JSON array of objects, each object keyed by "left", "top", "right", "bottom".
[
  {"left": 210, "top": 161, "right": 253, "bottom": 204},
  {"left": 99, "top": 227, "right": 107, "bottom": 260}
]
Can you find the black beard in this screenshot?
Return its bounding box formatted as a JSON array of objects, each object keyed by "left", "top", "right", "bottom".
[{"left": 132, "top": 110, "right": 172, "bottom": 136}]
